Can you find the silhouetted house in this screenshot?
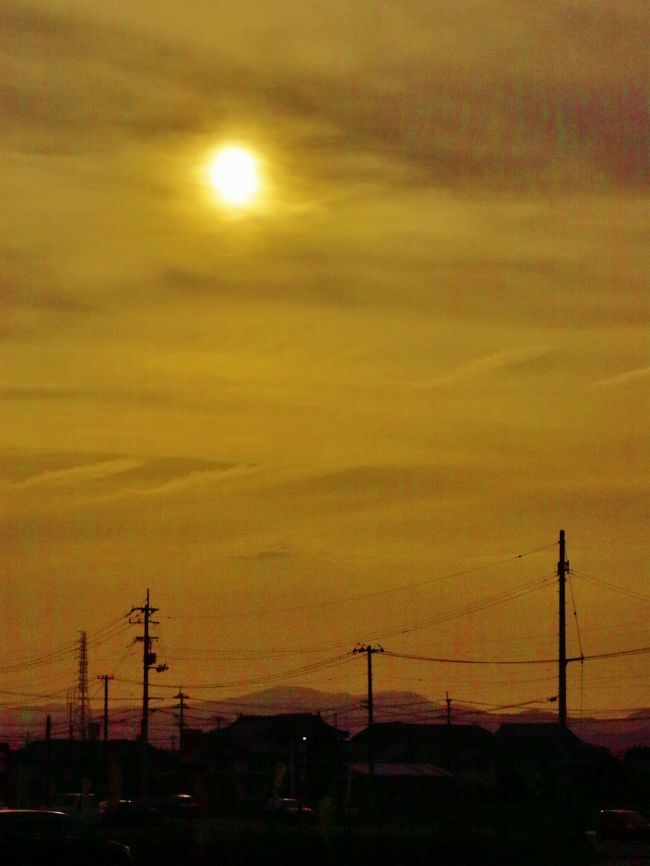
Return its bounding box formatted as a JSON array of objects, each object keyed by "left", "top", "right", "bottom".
[
  {"left": 0, "top": 743, "right": 10, "bottom": 804},
  {"left": 181, "top": 713, "right": 348, "bottom": 812},
  {"left": 495, "top": 723, "right": 620, "bottom": 804},
  {"left": 351, "top": 723, "right": 497, "bottom": 791},
  {"left": 347, "top": 723, "right": 495, "bottom": 822},
  {"left": 622, "top": 746, "right": 650, "bottom": 804},
  {"left": 348, "top": 760, "right": 457, "bottom": 821},
  {"left": 7, "top": 739, "right": 174, "bottom": 806}
]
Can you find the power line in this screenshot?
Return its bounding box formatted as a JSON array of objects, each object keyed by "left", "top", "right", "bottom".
[
  {"left": 579, "top": 645, "right": 650, "bottom": 662},
  {"left": 112, "top": 651, "right": 358, "bottom": 692},
  {"left": 160, "top": 574, "right": 555, "bottom": 662},
  {"left": 383, "top": 643, "right": 650, "bottom": 666},
  {"left": 0, "top": 616, "right": 132, "bottom": 674},
  {"left": 164, "top": 542, "right": 555, "bottom": 621},
  {"left": 367, "top": 576, "right": 553, "bottom": 642},
  {"left": 571, "top": 570, "right": 650, "bottom": 604}
]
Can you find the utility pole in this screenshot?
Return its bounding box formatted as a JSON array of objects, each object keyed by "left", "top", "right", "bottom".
[
  {"left": 174, "top": 688, "right": 189, "bottom": 751},
  {"left": 45, "top": 714, "right": 52, "bottom": 806},
  {"left": 130, "top": 590, "right": 168, "bottom": 797},
  {"left": 557, "top": 530, "right": 570, "bottom": 824},
  {"left": 353, "top": 644, "right": 384, "bottom": 729},
  {"left": 97, "top": 674, "right": 114, "bottom": 804},
  {"left": 558, "top": 529, "right": 569, "bottom": 730},
  {"left": 67, "top": 688, "right": 76, "bottom": 739},
  {"left": 353, "top": 643, "right": 384, "bottom": 813},
  {"left": 97, "top": 675, "right": 115, "bottom": 745},
  {"left": 445, "top": 692, "right": 452, "bottom": 726}
]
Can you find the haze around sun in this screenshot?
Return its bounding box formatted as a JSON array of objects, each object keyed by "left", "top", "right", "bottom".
[{"left": 208, "top": 146, "right": 260, "bottom": 206}]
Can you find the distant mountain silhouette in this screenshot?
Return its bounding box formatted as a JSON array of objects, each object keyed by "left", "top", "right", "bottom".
[{"left": 2, "top": 685, "right": 648, "bottom": 755}]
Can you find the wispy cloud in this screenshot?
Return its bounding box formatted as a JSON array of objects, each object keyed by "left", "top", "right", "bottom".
[
  {"left": 9, "top": 458, "right": 144, "bottom": 490},
  {"left": 96, "top": 463, "right": 257, "bottom": 500},
  {"left": 592, "top": 366, "right": 650, "bottom": 388},
  {"left": 0, "top": 452, "right": 245, "bottom": 496},
  {"left": 0, "top": 386, "right": 199, "bottom": 409},
  {"left": 2, "top": 0, "right": 646, "bottom": 191},
  {"left": 408, "top": 346, "right": 554, "bottom": 389}
]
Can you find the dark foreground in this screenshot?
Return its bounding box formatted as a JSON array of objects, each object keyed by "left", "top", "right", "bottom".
[{"left": 104, "top": 818, "right": 648, "bottom": 866}]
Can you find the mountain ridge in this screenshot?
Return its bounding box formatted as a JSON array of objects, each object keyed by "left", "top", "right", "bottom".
[{"left": 2, "top": 685, "right": 648, "bottom": 755}]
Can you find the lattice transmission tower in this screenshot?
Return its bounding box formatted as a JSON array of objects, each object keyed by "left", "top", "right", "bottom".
[{"left": 77, "top": 630, "right": 91, "bottom": 740}]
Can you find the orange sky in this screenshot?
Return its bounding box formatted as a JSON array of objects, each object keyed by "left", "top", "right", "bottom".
[{"left": 1, "top": 0, "right": 648, "bottom": 740}]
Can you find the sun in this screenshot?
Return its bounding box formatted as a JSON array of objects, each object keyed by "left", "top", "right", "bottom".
[{"left": 208, "top": 146, "right": 260, "bottom": 206}]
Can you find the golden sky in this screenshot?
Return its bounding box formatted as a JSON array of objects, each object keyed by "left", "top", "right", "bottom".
[{"left": 1, "top": 0, "right": 648, "bottom": 734}]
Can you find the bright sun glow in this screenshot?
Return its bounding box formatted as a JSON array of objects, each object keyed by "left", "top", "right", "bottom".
[{"left": 208, "top": 146, "right": 260, "bottom": 206}]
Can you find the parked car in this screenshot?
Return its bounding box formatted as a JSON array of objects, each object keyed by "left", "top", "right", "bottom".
[
  {"left": 264, "top": 797, "right": 316, "bottom": 823},
  {"left": 0, "top": 809, "right": 134, "bottom": 864},
  {"left": 596, "top": 809, "right": 650, "bottom": 842},
  {"left": 57, "top": 792, "right": 98, "bottom": 818},
  {"left": 98, "top": 799, "right": 160, "bottom": 828},
  {"left": 139, "top": 793, "right": 199, "bottom": 819}
]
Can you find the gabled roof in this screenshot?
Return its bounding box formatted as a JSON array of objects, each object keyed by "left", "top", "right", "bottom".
[
  {"left": 350, "top": 723, "right": 493, "bottom": 764},
  {"left": 221, "top": 713, "right": 348, "bottom": 741},
  {"left": 352, "top": 722, "right": 492, "bottom": 746},
  {"left": 349, "top": 762, "right": 454, "bottom": 778},
  {"left": 495, "top": 723, "right": 582, "bottom": 744},
  {"left": 14, "top": 739, "right": 169, "bottom": 764},
  {"left": 495, "top": 723, "right": 612, "bottom": 759}
]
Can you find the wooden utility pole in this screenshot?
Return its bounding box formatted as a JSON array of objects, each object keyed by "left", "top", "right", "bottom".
[
  {"left": 353, "top": 644, "right": 384, "bottom": 729},
  {"left": 67, "top": 688, "right": 76, "bottom": 739},
  {"left": 97, "top": 675, "right": 114, "bottom": 745},
  {"left": 45, "top": 714, "right": 52, "bottom": 806},
  {"left": 558, "top": 530, "right": 568, "bottom": 729},
  {"left": 557, "top": 529, "right": 570, "bottom": 823},
  {"left": 174, "top": 688, "right": 189, "bottom": 751},
  {"left": 130, "top": 590, "right": 168, "bottom": 797},
  {"left": 353, "top": 643, "right": 384, "bottom": 811}
]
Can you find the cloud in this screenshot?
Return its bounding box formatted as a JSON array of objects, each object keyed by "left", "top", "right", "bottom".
[
  {"left": 1, "top": 0, "right": 645, "bottom": 350},
  {"left": 96, "top": 462, "right": 256, "bottom": 499},
  {"left": 0, "top": 385, "right": 200, "bottom": 410},
  {"left": 9, "top": 457, "right": 144, "bottom": 490},
  {"left": 0, "top": 451, "right": 124, "bottom": 482},
  {"left": 592, "top": 366, "right": 650, "bottom": 388},
  {"left": 266, "top": 463, "right": 494, "bottom": 512},
  {"left": 407, "top": 346, "right": 554, "bottom": 389},
  {"left": 0, "top": 246, "right": 98, "bottom": 339},
  {"left": 2, "top": 0, "right": 646, "bottom": 193},
  {"left": 233, "top": 547, "right": 295, "bottom": 562},
  {"left": 0, "top": 451, "right": 240, "bottom": 494}
]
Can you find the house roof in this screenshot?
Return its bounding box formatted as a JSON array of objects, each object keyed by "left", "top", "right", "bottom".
[
  {"left": 495, "top": 723, "right": 582, "bottom": 744},
  {"left": 351, "top": 722, "right": 492, "bottom": 747},
  {"left": 13, "top": 739, "right": 169, "bottom": 764},
  {"left": 221, "top": 713, "right": 348, "bottom": 741},
  {"left": 349, "top": 762, "right": 454, "bottom": 778},
  {"left": 349, "top": 723, "right": 493, "bottom": 764},
  {"left": 495, "top": 723, "right": 614, "bottom": 760}
]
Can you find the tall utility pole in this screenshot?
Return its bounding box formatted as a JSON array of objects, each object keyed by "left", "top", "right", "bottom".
[
  {"left": 97, "top": 675, "right": 115, "bottom": 745},
  {"left": 558, "top": 529, "right": 569, "bottom": 730},
  {"left": 353, "top": 644, "right": 384, "bottom": 728},
  {"left": 130, "top": 590, "right": 168, "bottom": 797},
  {"left": 445, "top": 692, "right": 452, "bottom": 726},
  {"left": 353, "top": 644, "right": 384, "bottom": 788},
  {"left": 45, "top": 715, "right": 52, "bottom": 806},
  {"left": 174, "top": 688, "right": 189, "bottom": 751},
  {"left": 557, "top": 529, "right": 571, "bottom": 824},
  {"left": 67, "top": 688, "right": 76, "bottom": 739}
]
